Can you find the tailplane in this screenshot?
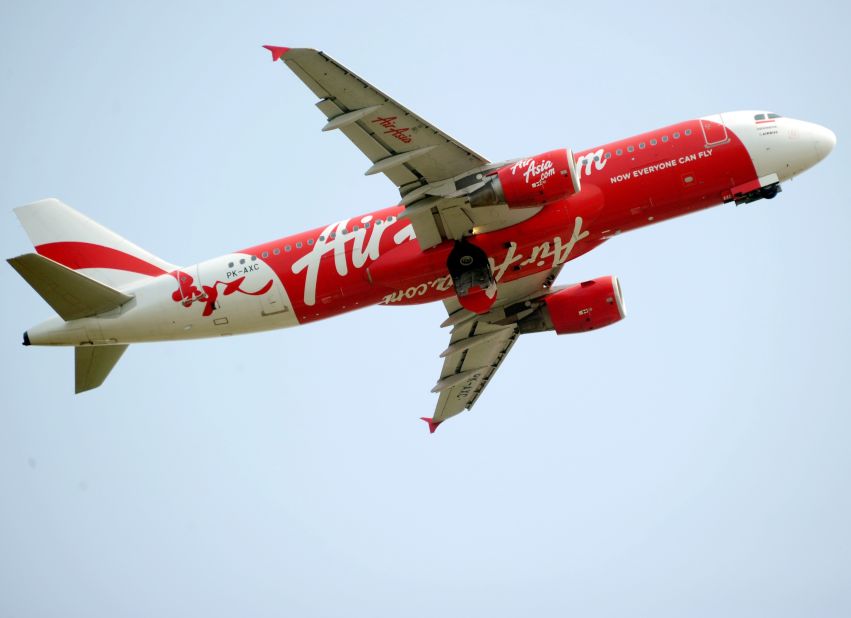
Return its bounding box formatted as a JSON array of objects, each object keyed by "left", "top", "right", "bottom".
[
  {"left": 8, "top": 253, "right": 133, "bottom": 321},
  {"left": 14, "top": 198, "right": 176, "bottom": 288},
  {"left": 75, "top": 345, "right": 128, "bottom": 393}
]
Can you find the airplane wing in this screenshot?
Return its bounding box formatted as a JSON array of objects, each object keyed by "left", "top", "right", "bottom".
[
  {"left": 265, "top": 46, "right": 540, "bottom": 250},
  {"left": 422, "top": 267, "right": 564, "bottom": 432}
]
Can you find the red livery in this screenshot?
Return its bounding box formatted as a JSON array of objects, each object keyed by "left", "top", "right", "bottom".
[{"left": 8, "top": 47, "right": 836, "bottom": 431}]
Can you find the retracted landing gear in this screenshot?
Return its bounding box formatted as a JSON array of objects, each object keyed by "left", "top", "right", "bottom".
[
  {"left": 447, "top": 240, "right": 498, "bottom": 314},
  {"left": 735, "top": 182, "right": 782, "bottom": 205}
]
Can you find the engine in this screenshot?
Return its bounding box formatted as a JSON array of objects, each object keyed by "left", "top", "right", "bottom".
[
  {"left": 518, "top": 276, "right": 626, "bottom": 335},
  {"left": 469, "top": 148, "right": 581, "bottom": 209}
]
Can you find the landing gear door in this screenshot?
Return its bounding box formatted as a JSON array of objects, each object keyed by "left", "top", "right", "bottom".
[{"left": 700, "top": 114, "right": 729, "bottom": 147}]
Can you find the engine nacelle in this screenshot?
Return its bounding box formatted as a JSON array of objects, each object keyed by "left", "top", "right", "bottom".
[
  {"left": 518, "top": 276, "right": 626, "bottom": 335},
  {"left": 469, "top": 148, "right": 581, "bottom": 209}
]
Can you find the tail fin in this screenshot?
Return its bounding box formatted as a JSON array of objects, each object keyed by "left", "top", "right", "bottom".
[
  {"left": 14, "top": 198, "right": 176, "bottom": 288},
  {"left": 7, "top": 253, "right": 133, "bottom": 321},
  {"left": 75, "top": 345, "right": 128, "bottom": 393}
]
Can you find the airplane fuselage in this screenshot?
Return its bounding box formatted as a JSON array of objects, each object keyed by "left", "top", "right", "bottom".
[{"left": 24, "top": 111, "right": 835, "bottom": 347}]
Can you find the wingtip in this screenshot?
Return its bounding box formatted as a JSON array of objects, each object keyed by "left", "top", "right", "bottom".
[
  {"left": 262, "top": 45, "right": 291, "bottom": 61},
  {"left": 420, "top": 417, "right": 443, "bottom": 434}
]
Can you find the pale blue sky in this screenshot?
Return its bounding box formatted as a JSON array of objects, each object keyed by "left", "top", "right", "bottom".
[{"left": 1, "top": 1, "right": 849, "bottom": 616}]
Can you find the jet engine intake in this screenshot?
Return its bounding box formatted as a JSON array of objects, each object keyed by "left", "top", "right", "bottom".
[
  {"left": 518, "top": 276, "right": 625, "bottom": 335},
  {"left": 469, "top": 148, "right": 581, "bottom": 209}
]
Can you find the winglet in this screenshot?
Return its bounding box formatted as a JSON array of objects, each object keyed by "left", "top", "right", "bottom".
[
  {"left": 420, "top": 417, "right": 443, "bottom": 434},
  {"left": 262, "top": 45, "right": 291, "bottom": 61}
]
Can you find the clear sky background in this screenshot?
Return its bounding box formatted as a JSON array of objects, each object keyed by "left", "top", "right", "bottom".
[{"left": 1, "top": 1, "right": 849, "bottom": 616}]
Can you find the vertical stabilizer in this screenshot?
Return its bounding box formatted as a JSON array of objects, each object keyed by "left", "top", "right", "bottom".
[{"left": 14, "top": 198, "right": 176, "bottom": 289}]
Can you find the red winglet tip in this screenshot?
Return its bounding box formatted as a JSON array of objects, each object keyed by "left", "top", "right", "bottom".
[
  {"left": 262, "top": 45, "right": 291, "bottom": 61},
  {"left": 420, "top": 417, "right": 442, "bottom": 434}
]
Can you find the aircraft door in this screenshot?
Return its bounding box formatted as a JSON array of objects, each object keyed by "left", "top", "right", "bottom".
[
  {"left": 173, "top": 263, "right": 206, "bottom": 308},
  {"left": 260, "top": 280, "right": 289, "bottom": 316},
  {"left": 700, "top": 114, "right": 729, "bottom": 147}
]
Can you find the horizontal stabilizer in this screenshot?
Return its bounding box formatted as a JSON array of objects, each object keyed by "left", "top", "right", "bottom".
[
  {"left": 8, "top": 253, "right": 133, "bottom": 321},
  {"left": 75, "top": 345, "right": 128, "bottom": 393}
]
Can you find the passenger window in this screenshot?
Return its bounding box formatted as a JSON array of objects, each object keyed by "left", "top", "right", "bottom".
[
  {"left": 673, "top": 132, "right": 680, "bottom": 139},
  {"left": 307, "top": 238, "right": 314, "bottom": 246},
  {"left": 251, "top": 255, "right": 256, "bottom": 261},
  {"left": 685, "top": 129, "right": 692, "bottom": 136},
  {"left": 639, "top": 142, "right": 646, "bottom": 149},
  {"left": 662, "top": 135, "right": 669, "bottom": 142},
  {"left": 616, "top": 148, "right": 623, "bottom": 155},
  {"left": 319, "top": 235, "right": 325, "bottom": 241},
  {"left": 296, "top": 242, "right": 302, "bottom": 249},
  {"left": 364, "top": 222, "right": 370, "bottom": 229},
  {"left": 604, "top": 152, "right": 612, "bottom": 159},
  {"left": 376, "top": 219, "right": 382, "bottom": 225},
  {"left": 650, "top": 139, "right": 657, "bottom": 146},
  {"left": 261, "top": 251, "right": 269, "bottom": 258},
  {"left": 352, "top": 225, "right": 359, "bottom": 231},
  {"left": 273, "top": 248, "right": 280, "bottom": 255},
  {"left": 285, "top": 245, "right": 291, "bottom": 252},
  {"left": 627, "top": 145, "right": 634, "bottom": 153},
  {"left": 228, "top": 262, "right": 234, "bottom": 268},
  {"left": 239, "top": 258, "right": 245, "bottom": 265}
]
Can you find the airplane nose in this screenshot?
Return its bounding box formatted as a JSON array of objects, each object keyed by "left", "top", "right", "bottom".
[{"left": 812, "top": 123, "right": 837, "bottom": 161}]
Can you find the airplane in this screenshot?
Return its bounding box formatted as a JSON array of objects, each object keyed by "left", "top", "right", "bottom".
[{"left": 7, "top": 46, "right": 836, "bottom": 432}]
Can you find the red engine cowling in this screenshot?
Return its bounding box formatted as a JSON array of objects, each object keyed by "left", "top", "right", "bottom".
[
  {"left": 544, "top": 276, "right": 625, "bottom": 334},
  {"left": 469, "top": 148, "right": 581, "bottom": 209}
]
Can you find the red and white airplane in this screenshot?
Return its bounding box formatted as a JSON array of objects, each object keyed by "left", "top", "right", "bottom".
[{"left": 8, "top": 46, "right": 836, "bottom": 431}]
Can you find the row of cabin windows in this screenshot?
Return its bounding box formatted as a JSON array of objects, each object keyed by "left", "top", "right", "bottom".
[
  {"left": 599, "top": 128, "right": 695, "bottom": 160},
  {"left": 228, "top": 215, "right": 398, "bottom": 264}
]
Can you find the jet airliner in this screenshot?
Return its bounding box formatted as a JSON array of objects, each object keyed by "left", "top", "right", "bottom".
[{"left": 8, "top": 46, "right": 836, "bottom": 431}]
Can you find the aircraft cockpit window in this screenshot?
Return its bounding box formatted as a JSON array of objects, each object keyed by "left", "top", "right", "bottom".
[
  {"left": 767, "top": 113, "right": 781, "bottom": 119},
  {"left": 754, "top": 113, "right": 766, "bottom": 120}
]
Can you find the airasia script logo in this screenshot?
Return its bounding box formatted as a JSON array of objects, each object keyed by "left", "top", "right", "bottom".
[
  {"left": 510, "top": 158, "right": 556, "bottom": 188},
  {"left": 170, "top": 271, "right": 273, "bottom": 317}
]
